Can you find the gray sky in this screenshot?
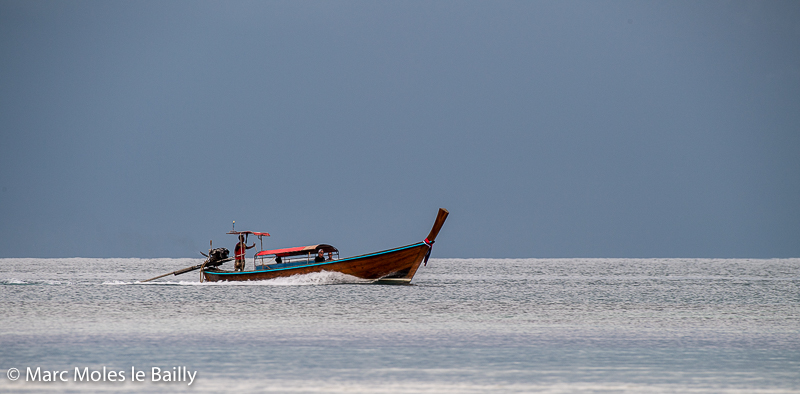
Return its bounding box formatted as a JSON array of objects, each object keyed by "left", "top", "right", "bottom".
[{"left": 1, "top": 1, "right": 798, "bottom": 258}]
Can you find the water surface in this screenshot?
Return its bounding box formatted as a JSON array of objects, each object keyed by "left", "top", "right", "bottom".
[{"left": 1, "top": 258, "right": 798, "bottom": 392}]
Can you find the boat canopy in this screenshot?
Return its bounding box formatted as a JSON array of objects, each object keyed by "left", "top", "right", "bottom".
[
  {"left": 255, "top": 244, "right": 338, "bottom": 258},
  {"left": 227, "top": 231, "right": 271, "bottom": 237}
]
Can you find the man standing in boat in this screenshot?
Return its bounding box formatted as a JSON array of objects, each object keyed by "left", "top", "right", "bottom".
[{"left": 234, "top": 234, "right": 255, "bottom": 271}]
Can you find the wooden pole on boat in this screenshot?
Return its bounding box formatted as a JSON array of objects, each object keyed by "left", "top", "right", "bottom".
[
  {"left": 140, "top": 263, "right": 205, "bottom": 283},
  {"left": 425, "top": 208, "right": 449, "bottom": 242},
  {"left": 141, "top": 240, "right": 214, "bottom": 283}
]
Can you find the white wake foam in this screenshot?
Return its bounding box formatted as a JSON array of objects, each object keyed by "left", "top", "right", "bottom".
[
  {"left": 125, "top": 270, "right": 372, "bottom": 286},
  {"left": 1, "top": 278, "right": 69, "bottom": 285}
]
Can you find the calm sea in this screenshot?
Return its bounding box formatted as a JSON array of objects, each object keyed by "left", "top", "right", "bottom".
[{"left": 1, "top": 257, "right": 798, "bottom": 393}]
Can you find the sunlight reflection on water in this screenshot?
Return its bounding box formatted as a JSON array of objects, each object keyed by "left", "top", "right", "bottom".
[{"left": 1, "top": 258, "right": 798, "bottom": 393}]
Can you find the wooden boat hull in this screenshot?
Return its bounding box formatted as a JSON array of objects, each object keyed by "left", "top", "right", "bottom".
[
  {"left": 202, "top": 242, "right": 430, "bottom": 283},
  {"left": 202, "top": 208, "right": 449, "bottom": 284}
]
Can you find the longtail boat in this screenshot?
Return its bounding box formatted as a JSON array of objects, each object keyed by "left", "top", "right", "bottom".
[{"left": 198, "top": 208, "right": 449, "bottom": 284}]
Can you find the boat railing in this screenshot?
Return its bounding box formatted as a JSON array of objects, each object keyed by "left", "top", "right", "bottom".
[{"left": 254, "top": 251, "right": 340, "bottom": 270}]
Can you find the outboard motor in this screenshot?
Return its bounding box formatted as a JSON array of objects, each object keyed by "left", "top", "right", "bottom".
[{"left": 206, "top": 247, "right": 230, "bottom": 267}]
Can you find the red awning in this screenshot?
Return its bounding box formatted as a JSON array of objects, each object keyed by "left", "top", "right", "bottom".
[
  {"left": 255, "top": 244, "right": 338, "bottom": 258},
  {"left": 227, "top": 231, "right": 270, "bottom": 237}
]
